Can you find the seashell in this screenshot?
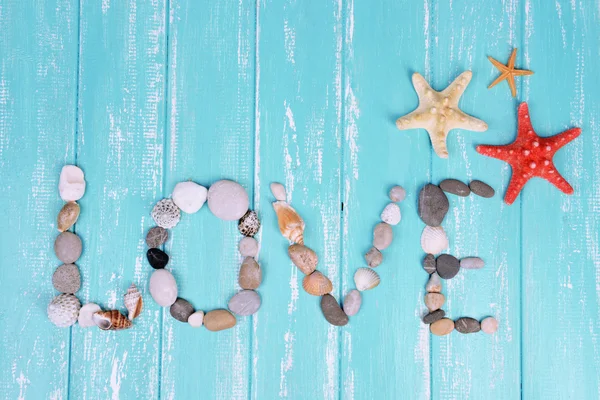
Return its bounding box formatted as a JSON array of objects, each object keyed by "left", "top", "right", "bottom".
[
  {"left": 151, "top": 198, "right": 181, "bottom": 229},
  {"left": 57, "top": 202, "right": 80, "bottom": 232},
  {"left": 272, "top": 201, "right": 305, "bottom": 244},
  {"left": 270, "top": 182, "right": 287, "bottom": 201},
  {"left": 354, "top": 267, "right": 380, "bottom": 291},
  {"left": 48, "top": 294, "right": 81, "bottom": 328},
  {"left": 420, "top": 225, "right": 448, "bottom": 254},
  {"left": 302, "top": 271, "right": 333, "bottom": 296},
  {"left": 92, "top": 310, "right": 133, "bottom": 331},
  {"left": 124, "top": 283, "right": 143, "bottom": 320},
  {"left": 238, "top": 210, "right": 261, "bottom": 237},
  {"left": 171, "top": 181, "right": 207, "bottom": 214},
  {"left": 380, "top": 203, "right": 401, "bottom": 225},
  {"left": 59, "top": 165, "right": 86, "bottom": 202},
  {"left": 78, "top": 303, "right": 102, "bottom": 328}
]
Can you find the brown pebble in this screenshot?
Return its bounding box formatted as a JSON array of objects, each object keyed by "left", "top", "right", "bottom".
[
  {"left": 430, "top": 318, "right": 454, "bottom": 336},
  {"left": 288, "top": 244, "right": 318, "bottom": 275},
  {"left": 238, "top": 257, "right": 262, "bottom": 289},
  {"left": 365, "top": 247, "right": 383, "bottom": 268},
  {"left": 203, "top": 309, "right": 236, "bottom": 332},
  {"left": 57, "top": 202, "right": 80, "bottom": 232},
  {"left": 424, "top": 293, "right": 445, "bottom": 312}
]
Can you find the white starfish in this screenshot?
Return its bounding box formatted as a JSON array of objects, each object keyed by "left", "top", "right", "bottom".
[{"left": 395, "top": 71, "right": 488, "bottom": 158}]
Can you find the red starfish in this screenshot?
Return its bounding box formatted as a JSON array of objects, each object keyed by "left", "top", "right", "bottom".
[{"left": 476, "top": 102, "right": 580, "bottom": 205}]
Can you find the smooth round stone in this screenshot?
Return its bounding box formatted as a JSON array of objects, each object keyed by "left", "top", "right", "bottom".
[
  {"left": 52, "top": 263, "right": 81, "bottom": 294},
  {"left": 188, "top": 311, "right": 204, "bottom": 328},
  {"left": 418, "top": 184, "right": 449, "bottom": 227},
  {"left": 436, "top": 254, "right": 460, "bottom": 279},
  {"left": 288, "top": 244, "right": 318, "bottom": 275},
  {"left": 342, "top": 290, "right": 361, "bottom": 317},
  {"left": 54, "top": 232, "right": 82, "bottom": 264},
  {"left": 172, "top": 181, "right": 207, "bottom": 214},
  {"left": 149, "top": 269, "right": 178, "bottom": 307},
  {"left": 270, "top": 182, "right": 287, "bottom": 201},
  {"left": 204, "top": 309, "right": 236, "bottom": 332},
  {"left": 238, "top": 210, "right": 261, "bottom": 237},
  {"left": 365, "top": 247, "right": 383, "bottom": 268},
  {"left": 455, "top": 317, "right": 481, "bottom": 334},
  {"left": 481, "top": 317, "right": 499, "bottom": 334},
  {"left": 424, "top": 293, "right": 445, "bottom": 312},
  {"left": 426, "top": 272, "right": 442, "bottom": 293},
  {"left": 439, "top": 179, "right": 470, "bottom": 196},
  {"left": 320, "top": 294, "right": 349, "bottom": 326},
  {"left": 78, "top": 303, "right": 102, "bottom": 328},
  {"left": 389, "top": 185, "right": 406, "bottom": 202},
  {"left": 146, "top": 226, "right": 169, "bottom": 248},
  {"left": 147, "top": 248, "right": 169, "bottom": 269},
  {"left": 238, "top": 237, "right": 259, "bottom": 257},
  {"left": 423, "top": 254, "right": 436, "bottom": 274},
  {"left": 228, "top": 290, "right": 261, "bottom": 316},
  {"left": 170, "top": 298, "right": 195, "bottom": 322},
  {"left": 207, "top": 180, "right": 249, "bottom": 221},
  {"left": 469, "top": 180, "right": 495, "bottom": 198},
  {"left": 460, "top": 257, "right": 485, "bottom": 270},
  {"left": 59, "top": 165, "right": 86, "bottom": 202},
  {"left": 380, "top": 203, "right": 401, "bottom": 225},
  {"left": 238, "top": 257, "right": 262, "bottom": 289},
  {"left": 423, "top": 309, "right": 445, "bottom": 324},
  {"left": 430, "top": 318, "right": 454, "bottom": 336},
  {"left": 372, "top": 222, "right": 393, "bottom": 250},
  {"left": 57, "top": 201, "right": 80, "bottom": 232}
]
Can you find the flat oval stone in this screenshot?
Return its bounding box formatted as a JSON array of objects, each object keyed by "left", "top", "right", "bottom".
[
  {"left": 469, "top": 180, "right": 495, "bottom": 198},
  {"left": 207, "top": 180, "right": 249, "bottom": 221},
  {"left": 365, "top": 246, "right": 383, "bottom": 268},
  {"left": 238, "top": 257, "right": 262, "bottom": 289},
  {"left": 321, "top": 294, "right": 349, "bottom": 326},
  {"left": 342, "top": 289, "right": 361, "bottom": 316},
  {"left": 423, "top": 254, "right": 436, "bottom": 274},
  {"left": 481, "top": 317, "right": 498, "bottom": 334},
  {"left": 439, "top": 179, "right": 470, "bottom": 196},
  {"left": 54, "top": 232, "right": 83, "bottom": 264},
  {"left": 424, "top": 293, "right": 445, "bottom": 312},
  {"left": 228, "top": 290, "right": 261, "bottom": 316},
  {"left": 170, "top": 298, "right": 195, "bottom": 322},
  {"left": 436, "top": 254, "right": 460, "bottom": 279},
  {"left": 146, "top": 226, "right": 168, "bottom": 248},
  {"left": 172, "top": 181, "right": 207, "bottom": 214},
  {"left": 373, "top": 222, "right": 393, "bottom": 250},
  {"left": 430, "top": 318, "right": 454, "bottom": 336},
  {"left": 389, "top": 185, "right": 406, "bottom": 202},
  {"left": 147, "top": 248, "right": 169, "bottom": 269},
  {"left": 149, "top": 269, "right": 178, "bottom": 307},
  {"left": 52, "top": 263, "right": 81, "bottom": 294},
  {"left": 426, "top": 272, "right": 442, "bottom": 293},
  {"left": 418, "top": 184, "right": 449, "bottom": 226},
  {"left": 423, "top": 309, "right": 445, "bottom": 324},
  {"left": 288, "top": 244, "right": 318, "bottom": 275},
  {"left": 455, "top": 317, "right": 481, "bottom": 334},
  {"left": 188, "top": 311, "right": 204, "bottom": 328},
  {"left": 57, "top": 201, "right": 80, "bottom": 232},
  {"left": 204, "top": 309, "right": 236, "bottom": 332},
  {"left": 239, "top": 237, "right": 259, "bottom": 257},
  {"left": 380, "top": 203, "right": 401, "bottom": 225},
  {"left": 460, "top": 257, "right": 485, "bottom": 269}
]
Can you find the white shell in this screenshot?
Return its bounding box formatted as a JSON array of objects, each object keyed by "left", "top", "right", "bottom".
[
  {"left": 426, "top": 272, "right": 442, "bottom": 293},
  {"left": 380, "top": 203, "right": 401, "bottom": 225},
  {"left": 48, "top": 294, "right": 81, "bottom": 328},
  {"left": 149, "top": 269, "right": 178, "bottom": 307},
  {"left": 59, "top": 165, "right": 86, "bottom": 201},
  {"left": 420, "top": 225, "right": 448, "bottom": 254},
  {"left": 270, "top": 182, "right": 287, "bottom": 201},
  {"left": 124, "top": 283, "right": 143, "bottom": 320},
  {"left": 172, "top": 181, "right": 208, "bottom": 214},
  {"left": 354, "top": 267, "right": 381, "bottom": 291},
  {"left": 78, "top": 303, "right": 102, "bottom": 328},
  {"left": 151, "top": 199, "right": 181, "bottom": 229},
  {"left": 188, "top": 310, "right": 204, "bottom": 328},
  {"left": 207, "top": 180, "right": 249, "bottom": 221}
]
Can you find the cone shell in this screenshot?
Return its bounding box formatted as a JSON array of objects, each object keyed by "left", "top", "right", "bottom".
[
  {"left": 92, "top": 310, "right": 133, "bottom": 331},
  {"left": 124, "top": 283, "right": 143, "bottom": 320},
  {"left": 302, "top": 271, "right": 333, "bottom": 296},
  {"left": 420, "top": 226, "right": 448, "bottom": 254},
  {"left": 354, "top": 267, "right": 380, "bottom": 291},
  {"left": 272, "top": 201, "right": 305, "bottom": 244},
  {"left": 57, "top": 202, "right": 80, "bottom": 232}
]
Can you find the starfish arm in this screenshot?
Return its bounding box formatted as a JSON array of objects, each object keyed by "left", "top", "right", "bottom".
[
  {"left": 488, "top": 56, "right": 508, "bottom": 72},
  {"left": 508, "top": 48, "right": 517, "bottom": 69},
  {"left": 453, "top": 110, "right": 488, "bottom": 132},
  {"left": 507, "top": 74, "right": 517, "bottom": 97},
  {"left": 517, "top": 102, "right": 535, "bottom": 136},
  {"left": 411, "top": 73, "right": 434, "bottom": 103},
  {"left": 476, "top": 144, "right": 514, "bottom": 161},
  {"left": 488, "top": 72, "right": 508, "bottom": 89},
  {"left": 396, "top": 110, "right": 430, "bottom": 131},
  {"left": 543, "top": 127, "right": 581, "bottom": 153},
  {"left": 504, "top": 168, "right": 529, "bottom": 205},
  {"left": 544, "top": 168, "right": 575, "bottom": 195},
  {"left": 429, "top": 128, "right": 449, "bottom": 159},
  {"left": 444, "top": 71, "right": 472, "bottom": 100},
  {"left": 514, "top": 69, "right": 534, "bottom": 76}
]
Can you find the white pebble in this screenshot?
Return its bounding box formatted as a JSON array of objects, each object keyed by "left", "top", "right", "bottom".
[
  {"left": 207, "top": 180, "right": 249, "bottom": 221},
  {"left": 380, "top": 203, "right": 401, "bottom": 225},
  {"left": 239, "top": 237, "right": 259, "bottom": 257},
  {"left": 172, "top": 181, "right": 207, "bottom": 214},
  {"left": 188, "top": 310, "right": 204, "bottom": 328},
  {"left": 270, "top": 182, "right": 287, "bottom": 201},
  {"left": 481, "top": 317, "right": 498, "bottom": 334},
  {"left": 78, "top": 303, "right": 102, "bottom": 328},
  {"left": 59, "top": 165, "right": 86, "bottom": 201}
]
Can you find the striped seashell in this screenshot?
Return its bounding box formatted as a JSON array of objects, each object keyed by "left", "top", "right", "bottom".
[
  {"left": 92, "top": 310, "right": 133, "bottom": 331},
  {"left": 124, "top": 283, "right": 143, "bottom": 320},
  {"left": 302, "top": 271, "right": 333, "bottom": 296},
  {"left": 272, "top": 201, "right": 305, "bottom": 244},
  {"left": 354, "top": 268, "right": 380, "bottom": 291},
  {"left": 420, "top": 225, "right": 448, "bottom": 255}
]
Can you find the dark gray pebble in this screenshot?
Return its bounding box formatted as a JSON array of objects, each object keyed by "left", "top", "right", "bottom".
[
  {"left": 320, "top": 294, "right": 349, "bottom": 326},
  {"left": 439, "top": 179, "right": 470, "bottom": 197},
  {"left": 455, "top": 317, "right": 481, "bottom": 334},
  {"left": 436, "top": 254, "right": 460, "bottom": 279},
  {"left": 423, "top": 309, "right": 445, "bottom": 324},
  {"left": 469, "top": 180, "right": 495, "bottom": 198},
  {"left": 423, "top": 254, "right": 436, "bottom": 274},
  {"left": 146, "top": 226, "right": 168, "bottom": 248},
  {"left": 170, "top": 298, "right": 195, "bottom": 322},
  {"left": 418, "top": 184, "right": 449, "bottom": 227},
  {"left": 147, "top": 248, "right": 169, "bottom": 269}
]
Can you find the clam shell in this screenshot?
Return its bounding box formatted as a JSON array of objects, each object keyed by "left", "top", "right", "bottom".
[
  {"left": 272, "top": 201, "right": 305, "bottom": 244},
  {"left": 124, "top": 283, "right": 143, "bottom": 320},
  {"left": 92, "top": 310, "right": 133, "bottom": 331},
  {"left": 420, "top": 226, "right": 448, "bottom": 254},
  {"left": 354, "top": 267, "right": 380, "bottom": 291},
  {"left": 302, "top": 271, "right": 333, "bottom": 296},
  {"left": 47, "top": 294, "right": 81, "bottom": 328},
  {"left": 57, "top": 202, "right": 80, "bottom": 232}
]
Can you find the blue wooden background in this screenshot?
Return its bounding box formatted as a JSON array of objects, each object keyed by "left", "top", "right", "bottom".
[{"left": 1, "top": 0, "right": 598, "bottom": 399}]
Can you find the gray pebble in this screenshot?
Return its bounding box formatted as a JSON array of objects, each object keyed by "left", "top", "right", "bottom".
[
  {"left": 239, "top": 237, "right": 259, "bottom": 257},
  {"left": 170, "top": 298, "right": 195, "bottom": 322},
  {"left": 146, "top": 226, "right": 168, "bottom": 248},
  {"left": 389, "top": 185, "right": 406, "bottom": 202},
  {"left": 365, "top": 247, "right": 383, "bottom": 268},
  {"left": 436, "top": 254, "right": 460, "bottom": 279},
  {"left": 439, "top": 179, "right": 470, "bottom": 197},
  {"left": 469, "top": 180, "right": 495, "bottom": 198},
  {"left": 342, "top": 290, "right": 362, "bottom": 316},
  {"left": 373, "top": 222, "right": 393, "bottom": 250},
  {"left": 321, "top": 294, "right": 349, "bottom": 326},
  {"left": 423, "top": 309, "right": 445, "bottom": 324},
  {"left": 455, "top": 317, "right": 481, "bottom": 334},
  {"left": 423, "top": 254, "right": 436, "bottom": 274},
  {"left": 52, "top": 264, "right": 81, "bottom": 294},
  {"left": 418, "top": 184, "right": 449, "bottom": 227},
  {"left": 54, "top": 232, "right": 83, "bottom": 264},
  {"left": 460, "top": 257, "right": 485, "bottom": 269},
  {"left": 228, "top": 290, "right": 261, "bottom": 316}
]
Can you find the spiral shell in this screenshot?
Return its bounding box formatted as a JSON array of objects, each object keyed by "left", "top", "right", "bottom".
[
  {"left": 238, "top": 210, "right": 261, "bottom": 237},
  {"left": 420, "top": 225, "right": 448, "bottom": 254},
  {"left": 151, "top": 199, "right": 181, "bottom": 229},
  {"left": 302, "top": 271, "right": 333, "bottom": 296},
  {"left": 272, "top": 201, "right": 305, "bottom": 244},
  {"left": 47, "top": 294, "right": 81, "bottom": 328},
  {"left": 354, "top": 267, "right": 380, "bottom": 291},
  {"left": 124, "top": 283, "right": 143, "bottom": 320},
  {"left": 92, "top": 310, "right": 133, "bottom": 331},
  {"left": 57, "top": 202, "right": 80, "bottom": 232}
]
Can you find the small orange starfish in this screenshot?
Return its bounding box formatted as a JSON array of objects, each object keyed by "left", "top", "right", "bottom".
[{"left": 488, "top": 48, "right": 533, "bottom": 97}]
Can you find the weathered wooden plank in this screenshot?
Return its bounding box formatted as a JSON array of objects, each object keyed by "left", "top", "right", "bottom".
[
  {"left": 340, "top": 0, "right": 431, "bottom": 399},
  {"left": 253, "top": 0, "right": 343, "bottom": 398},
  {"left": 0, "top": 0, "right": 78, "bottom": 398},
  {"left": 430, "top": 1, "right": 522, "bottom": 398},
  {"left": 161, "top": 0, "right": 255, "bottom": 399},
  {"left": 522, "top": 1, "right": 600, "bottom": 398},
  {"left": 69, "top": 1, "right": 167, "bottom": 398}
]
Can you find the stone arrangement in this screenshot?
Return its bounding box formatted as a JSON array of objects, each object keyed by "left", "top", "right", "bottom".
[
  {"left": 419, "top": 179, "right": 498, "bottom": 336},
  {"left": 147, "top": 179, "right": 262, "bottom": 332},
  {"left": 48, "top": 165, "right": 142, "bottom": 330}
]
